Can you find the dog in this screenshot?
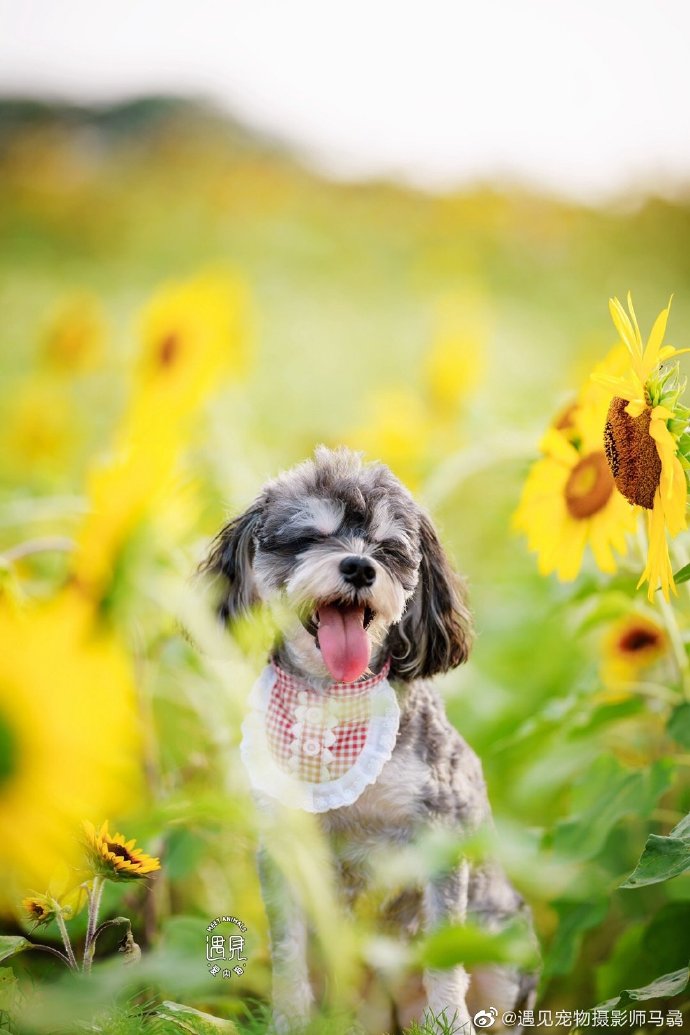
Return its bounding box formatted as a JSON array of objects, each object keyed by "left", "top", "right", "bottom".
[{"left": 202, "top": 446, "right": 537, "bottom": 1034}]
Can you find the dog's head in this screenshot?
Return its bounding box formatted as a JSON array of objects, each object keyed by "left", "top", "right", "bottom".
[{"left": 202, "top": 447, "right": 472, "bottom": 682}]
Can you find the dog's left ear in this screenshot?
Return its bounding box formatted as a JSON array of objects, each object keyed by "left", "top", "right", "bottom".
[
  {"left": 387, "top": 512, "right": 472, "bottom": 681},
  {"left": 199, "top": 502, "right": 263, "bottom": 625}
]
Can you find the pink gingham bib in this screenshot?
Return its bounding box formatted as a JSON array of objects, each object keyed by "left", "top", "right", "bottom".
[{"left": 240, "top": 659, "right": 400, "bottom": 813}]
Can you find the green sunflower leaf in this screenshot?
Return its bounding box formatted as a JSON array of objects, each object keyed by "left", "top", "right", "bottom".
[
  {"left": 672, "top": 563, "right": 690, "bottom": 586},
  {"left": 621, "top": 812, "right": 690, "bottom": 887},
  {"left": 597, "top": 965, "right": 690, "bottom": 1011},
  {"left": 156, "top": 1000, "right": 238, "bottom": 1032},
  {"left": 0, "top": 936, "right": 35, "bottom": 963},
  {"left": 668, "top": 702, "right": 690, "bottom": 748},
  {"left": 418, "top": 919, "right": 538, "bottom": 970}
]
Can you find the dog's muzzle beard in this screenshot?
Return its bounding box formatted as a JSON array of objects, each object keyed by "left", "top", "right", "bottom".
[{"left": 296, "top": 597, "right": 377, "bottom": 683}]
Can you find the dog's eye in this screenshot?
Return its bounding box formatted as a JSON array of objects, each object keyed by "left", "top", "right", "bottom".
[
  {"left": 287, "top": 535, "right": 319, "bottom": 552},
  {"left": 378, "top": 540, "right": 410, "bottom": 567},
  {"left": 259, "top": 531, "right": 322, "bottom": 555}
]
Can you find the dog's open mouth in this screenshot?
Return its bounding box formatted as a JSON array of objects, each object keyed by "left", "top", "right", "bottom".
[{"left": 302, "top": 601, "right": 375, "bottom": 682}]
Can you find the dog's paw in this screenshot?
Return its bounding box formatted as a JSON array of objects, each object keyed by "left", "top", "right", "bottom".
[
  {"left": 272, "top": 1013, "right": 303, "bottom": 1035},
  {"left": 271, "top": 998, "right": 312, "bottom": 1034}
]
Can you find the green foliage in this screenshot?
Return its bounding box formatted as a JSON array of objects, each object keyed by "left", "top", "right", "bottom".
[
  {"left": 550, "top": 758, "right": 675, "bottom": 863},
  {"left": 668, "top": 702, "right": 690, "bottom": 748},
  {"left": 622, "top": 811, "right": 690, "bottom": 887},
  {"left": 543, "top": 900, "right": 609, "bottom": 981},
  {"left": 598, "top": 965, "right": 690, "bottom": 1011},
  {"left": 419, "top": 919, "right": 539, "bottom": 971},
  {"left": 0, "top": 941, "right": 32, "bottom": 965}
]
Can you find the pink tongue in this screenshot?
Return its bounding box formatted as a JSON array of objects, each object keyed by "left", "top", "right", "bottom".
[{"left": 317, "top": 605, "right": 370, "bottom": 682}]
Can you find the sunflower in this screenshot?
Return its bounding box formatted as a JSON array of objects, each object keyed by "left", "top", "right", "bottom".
[
  {"left": 0, "top": 590, "right": 141, "bottom": 906},
  {"left": 83, "top": 821, "right": 160, "bottom": 882},
  {"left": 514, "top": 399, "right": 636, "bottom": 580},
  {"left": 423, "top": 291, "right": 486, "bottom": 419},
  {"left": 600, "top": 612, "right": 667, "bottom": 693},
  {"left": 126, "top": 269, "right": 251, "bottom": 439},
  {"left": 73, "top": 270, "right": 250, "bottom": 602},
  {"left": 40, "top": 294, "right": 105, "bottom": 373},
  {"left": 595, "top": 294, "right": 690, "bottom": 600},
  {"left": 22, "top": 895, "right": 55, "bottom": 928}
]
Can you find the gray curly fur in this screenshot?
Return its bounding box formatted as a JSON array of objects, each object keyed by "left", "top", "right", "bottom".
[{"left": 202, "top": 447, "right": 538, "bottom": 1034}]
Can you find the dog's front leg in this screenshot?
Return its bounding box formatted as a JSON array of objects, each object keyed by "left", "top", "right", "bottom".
[
  {"left": 423, "top": 860, "right": 475, "bottom": 1035},
  {"left": 257, "top": 847, "right": 313, "bottom": 1033}
]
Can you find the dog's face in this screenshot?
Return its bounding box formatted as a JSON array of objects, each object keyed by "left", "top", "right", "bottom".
[{"left": 202, "top": 447, "right": 471, "bottom": 682}]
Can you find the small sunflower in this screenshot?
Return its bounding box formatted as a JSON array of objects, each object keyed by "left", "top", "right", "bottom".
[
  {"left": 40, "top": 294, "right": 105, "bottom": 373},
  {"left": 84, "top": 821, "right": 160, "bottom": 882},
  {"left": 514, "top": 399, "right": 636, "bottom": 580},
  {"left": 22, "top": 895, "right": 55, "bottom": 928},
  {"left": 600, "top": 613, "right": 667, "bottom": 697},
  {"left": 595, "top": 294, "right": 690, "bottom": 600}
]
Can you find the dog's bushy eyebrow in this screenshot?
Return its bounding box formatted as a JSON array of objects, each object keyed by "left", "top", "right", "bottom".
[
  {"left": 375, "top": 537, "right": 412, "bottom": 557},
  {"left": 259, "top": 528, "right": 326, "bottom": 555}
]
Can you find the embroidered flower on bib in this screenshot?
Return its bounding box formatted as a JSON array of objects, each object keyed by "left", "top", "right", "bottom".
[{"left": 241, "top": 659, "right": 400, "bottom": 813}]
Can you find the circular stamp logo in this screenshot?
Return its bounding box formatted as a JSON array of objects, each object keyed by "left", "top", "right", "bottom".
[{"left": 205, "top": 915, "right": 248, "bottom": 979}]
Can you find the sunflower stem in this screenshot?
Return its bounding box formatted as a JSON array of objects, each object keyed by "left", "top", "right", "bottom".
[
  {"left": 614, "top": 679, "right": 681, "bottom": 705},
  {"left": 637, "top": 521, "right": 690, "bottom": 698},
  {"left": 50, "top": 900, "right": 78, "bottom": 970},
  {"left": 83, "top": 875, "right": 104, "bottom": 973},
  {"left": 91, "top": 916, "right": 130, "bottom": 949},
  {"left": 657, "top": 591, "right": 690, "bottom": 699},
  {"left": 26, "top": 943, "right": 72, "bottom": 968}
]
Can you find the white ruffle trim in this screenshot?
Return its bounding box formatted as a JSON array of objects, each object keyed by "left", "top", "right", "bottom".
[{"left": 240, "top": 665, "right": 401, "bottom": 813}]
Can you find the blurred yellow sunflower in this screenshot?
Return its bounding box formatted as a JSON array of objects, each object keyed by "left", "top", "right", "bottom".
[
  {"left": 0, "top": 590, "right": 141, "bottom": 906},
  {"left": 347, "top": 388, "right": 431, "bottom": 490},
  {"left": 84, "top": 821, "right": 160, "bottom": 882},
  {"left": 423, "top": 292, "right": 486, "bottom": 419},
  {"left": 73, "top": 270, "right": 250, "bottom": 602},
  {"left": 2, "top": 379, "right": 75, "bottom": 481},
  {"left": 595, "top": 294, "right": 690, "bottom": 600},
  {"left": 126, "top": 269, "right": 250, "bottom": 439},
  {"left": 514, "top": 401, "right": 636, "bottom": 580},
  {"left": 600, "top": 612, "right": 667, "bottom": 694},
  {"left": 40, "top": 294, "right": 105, "bottom": 373}
]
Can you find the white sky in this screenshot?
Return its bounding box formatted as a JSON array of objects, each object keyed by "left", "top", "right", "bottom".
[{"left": 1, "top": 0, "right": 690, "bottom": 201}]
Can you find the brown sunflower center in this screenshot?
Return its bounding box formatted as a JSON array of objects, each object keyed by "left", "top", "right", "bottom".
[
  {"left": 565, "top": 451, "right": 614, "bottom": 519},
  {"left": 604, "top": 397, "right": 661, "bottom": 510},
  {"left": 106, "top": 841, "right": 136, "bottom": 863},
  {"left": 619, "top": 627, "right": 661, "bottom": 653},
  {"left": 157, "top": 333, "right": 180, "bottom": 368}
]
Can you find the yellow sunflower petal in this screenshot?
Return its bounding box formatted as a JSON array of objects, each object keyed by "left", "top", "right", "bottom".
[
  {"left": 609, "top": 297, "right": 640, "bottom": 359},
  {"left": 642, "top": 299, "right": 672, "bottom": 370}
]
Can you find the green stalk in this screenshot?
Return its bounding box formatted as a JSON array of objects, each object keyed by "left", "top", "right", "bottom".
[
  {"left": 637, "top": 522, "right": 690, "bottom": 698},
  {"left": 83, "top": 876, "right": 104, "bottom": 973},
  {"left": 50, "top": 899, "right": 77, "bottom": 970}
]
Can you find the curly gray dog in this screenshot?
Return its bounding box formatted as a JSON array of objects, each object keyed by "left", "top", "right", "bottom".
[{"left": 203, "top": 446, "right": 537, "bottom": 1034}]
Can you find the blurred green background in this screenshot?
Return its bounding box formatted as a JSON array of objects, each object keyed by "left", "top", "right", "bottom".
[{"left": 2, "top": 97, "right": 690, "bottom": 1032}]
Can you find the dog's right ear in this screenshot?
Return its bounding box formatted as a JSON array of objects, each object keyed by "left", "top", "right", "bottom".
[{"left": 200, "top": 502, "right": 263, "bottom": 625}]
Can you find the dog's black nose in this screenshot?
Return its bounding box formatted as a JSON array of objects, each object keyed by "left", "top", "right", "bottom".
[{"left": 339, "top": 555, "right": 376, "bottom": 588}]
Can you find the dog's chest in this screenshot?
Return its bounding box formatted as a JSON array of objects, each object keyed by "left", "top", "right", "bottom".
[{"left": 319, "top": 741, "right": 430, "bottom": 845}]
